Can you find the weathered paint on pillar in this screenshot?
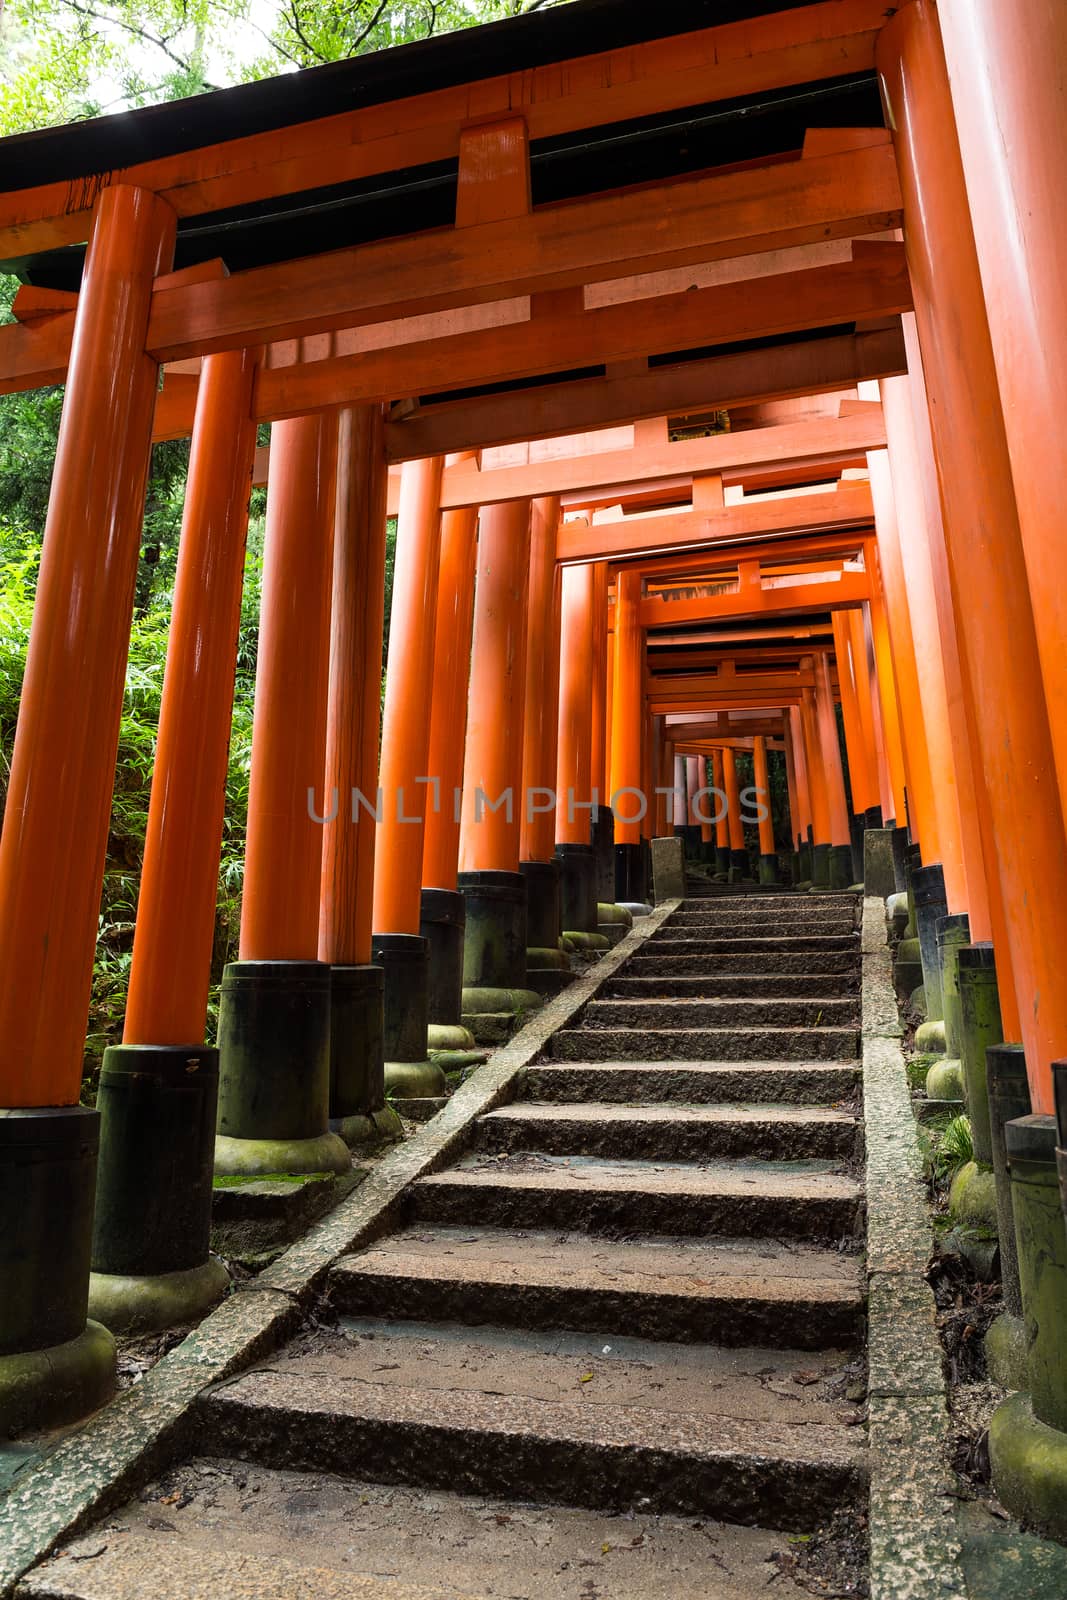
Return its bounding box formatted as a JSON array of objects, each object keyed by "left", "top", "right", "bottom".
[
  {"left": 939, "top": 0, "right": 1067, "bottom": 824},
  {"left": 240, "top": 413, "right": 339, "bottom": 962},
  {"left": 319, "top": 405, "right": 390, "bottom": 968},
  {"left": 880, "top": 0, "right": 1067, "bottom": 1110},
  {"left": 124, "top": 348, "right": 258, "bottom": 1046},
  {"left": 423, "top": 457, "right": 479, "bottom": 892},
  {"left": 372, "top": 456, "right": 445, "bottom": 935}
]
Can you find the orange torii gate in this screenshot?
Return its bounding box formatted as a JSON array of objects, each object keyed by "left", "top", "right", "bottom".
[{"left": 0, "top": 2, "right": 1065, "bottom": 1526}]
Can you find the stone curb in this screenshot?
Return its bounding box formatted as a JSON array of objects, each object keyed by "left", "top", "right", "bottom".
[
  {"left": 862, "top": 896, "right": 966, "bottom": 1600},
  {"left": 0, "top": 901, "right": 680, "bottom": 1596}
]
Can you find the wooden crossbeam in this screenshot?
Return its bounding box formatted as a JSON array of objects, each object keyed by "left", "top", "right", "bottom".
[
  {"left": 383, "top": 326, "right": 907, "bottom": 461},
  {"left": 559, "top": 483, "right": 873, "bottom": 563},
  {"left": 385, "top": 410, "right": 885, "bottom": 515},
  {"left": 0, "top": 1, "right": 890, "bottom": 261},
  {"left": 648, "top": 669, "right": 819, "bottom": 695},
  {"left": 143, "top": 145, "right": 901, "bottom": 362},
  {"left": 640, "top": 570, "right": 868, "bottom": 627}
]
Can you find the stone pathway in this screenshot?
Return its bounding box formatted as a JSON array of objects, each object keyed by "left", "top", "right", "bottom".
[{"left": 21, "top": 891, "right": 868, "bottom": 1600}]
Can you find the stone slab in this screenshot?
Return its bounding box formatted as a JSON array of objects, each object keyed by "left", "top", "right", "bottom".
[{"left": 650, "top": 837, "right": 686, "bottom": 903}]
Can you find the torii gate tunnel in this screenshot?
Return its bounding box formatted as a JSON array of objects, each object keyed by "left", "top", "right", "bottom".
[{"left": 1, "top": 0, "right": 1066, "bottom": 1527}]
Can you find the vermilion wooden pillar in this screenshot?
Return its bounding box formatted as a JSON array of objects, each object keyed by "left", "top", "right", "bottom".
[
  {"left": 520, "top": 497, "right": 566, "bottom": 978},
  {"left": 589, "top": 562, "right": 616, "bottom": 911},
  {"left": 711, "top": 747, "right": 730, "bottom": 877},
  {"left": 721, "top": 748, "right": 747, "bottom": 882},
  {"left": 814, "top": 651, "right": 854, "bottom": 890},
  {"left": 459, "top": 499, "right": 542, "bottom": 1002},
  {"left": 939, "top": 0, "right": 1067, "bottom": 824},
  {"left": 783, "top": 716, "right": 803, "bottom": 880},
  {"left": 880, "top": 0, "right": 1067, "bottom": 1112},
  {"left": 420, "top": 454, "right": 480, "bottom": 1051},
  {"left": 89, "top": 345, "right": 258, "bottom": 1335},
  {"left": 610, "top": 567, "right": 646, "bottom": 901},
  {"left": 555, "top": 562, "right": 600, "bottom": 939},
  {"left": 371, "top": 455, "right": 445, "bottom": 1095},
  {"left": 217, "top": 411, "right": 349, "bottom": 1175},
  {"left": 0, "top": 184, "right": 174, "bottom": 1429},
  {"left": 831, "top": 614, "right": 875, "bottom": 881},
  {"left": 864, "top": 452, "right": 939, "bottom": 868},
  {"left": 788, "top": 706, "right": 814, "bottom": 882},
  {"left": 799, "top": 683, "right": 832, "bottom": 888},
  {"left": 879, "top": 368, "right": 974, "bottom": 922},
  {"left": 865, "top": 558, "right": 909, "bottom": 828},
  {"left": 848, "top": 608, "right": 887, "bottom": 828},
  {"left": 752, "top": 736, "right": 779, "bottom": 884},
  {"left": 318, "top": 405, "right": 398, "bottom": 1139}
]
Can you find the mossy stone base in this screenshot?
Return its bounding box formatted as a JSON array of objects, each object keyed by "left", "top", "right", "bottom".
[
  {"left": 0, "top": 1320, "right": 115, "bottom": 1440},
  {"left": 597, "top": 903, "right": 633, "bottom": 927},
  {"left": 926, "top": 1057, "right": 964, "bottom": 1100},
  {"left": 331, "top": 1104, "right": 404, "bottom": 1149},
  {"left": 948, "top": 1161, "right": 999, "bottom": 1230},
  {"left": 563, "top": 930, "right": 610, "bottom": 951},
  {"left": 886, "top": 892, "right": 909, "bottom": 937},
  {"left": 427, "top": 1023, "right": 476, "bottom": 1053},
  {"left": 383, "top": 1059, "right": 447, "bottom": 1098},
  {"left": 461, "top": 986, "right": 542, "bottom": 1016},
  {"left": 909, "top": 985, "right": 928, "bottom": 1019},
  {"left": 88, "top": 1255, "right": 230, "bottom": 1336},
  {"left": 213, "top": 1129, "right": 350, "bottom": 1178},
  {"left": 526, "top": 946, "right": 569, "bottom": 971},
  {"left": 990, "top": 1390, "right": 1067, "bottom": 1542},
  {"left": 917, "top": 1019, "right": 948, "bottom": 1055},
  {"left": 987, "top": 1312, "right": 1030, "bottom": 1392}
]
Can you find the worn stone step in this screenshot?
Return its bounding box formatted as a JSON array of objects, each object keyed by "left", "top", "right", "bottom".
[
  {"left": 582, "top": 997, "right": 861, "bottom": 1029},
  {"left": 194, "top": 1323, "right": 867, "bottom": 1530},
  {"left": 549, "top": 1024, "right": 860, "bottom": 1061},
  {"left": 607, "top": 973, "right": 859, "bottom": 999},
  {"left": 626, "top": 950, "right": 859, "bottom": 976},
  {"left": 330, "top": 1225, "right": 866, "bottom": 1349},
  {"left": 474, "top": 1100, "right": 860, "bottom": 1161},
  {"left": 18, "top": 1458, "right": 826, "bottom": 1600},
  {"left": 647, "top": 933, "right": 859, "bottom": 954},
  {"left": 521, "top": 1060, "right": 861, "bottom": 1105},
  {"left": 680, "top": 894, "right": 859, "bottom": 910},
  {"left": 409, "top": 1152, "right": 863, "bottom": 1239},
  {"left": 669, "top": 913, "right": 857, "bottom": 933}
]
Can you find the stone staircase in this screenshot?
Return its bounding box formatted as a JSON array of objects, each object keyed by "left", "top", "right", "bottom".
[{"left": 22, "top": 891, "right": 869, "bottom": 1600}]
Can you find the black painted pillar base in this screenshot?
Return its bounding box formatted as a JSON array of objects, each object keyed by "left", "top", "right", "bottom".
[
  {"left": 215, "top": 960, "right": 350, "bottom": 1176},
  {"left": 827, "top": 844, "right": 853, "bottom": 891},
  {"left": 328, "top": 963, "right": 399, "bottom": 1145},
  {"left": 370, "top": 933, "right": 445, "bottom": 1098},
  {"left": 0, "top": 1106, "right": 116, "bottom": 1437},
  {"left": 89, "top": 1044, "right": 229, "bottom": 1334},
  {"left": 913, "top": 864, "right": 949, "bottom": 1023},
  {"left": 865, "top": 805, "right": 884, "bottom": 830},
  {"left": 614, "top": 842, "right": 648, "bottom": 905},
  {"left": 420, "top": 888, "right": 467, "bottom": 1027},
  {"left": 555, "top": 843, "right": 598, "bottom": 935},
  {"left": 728, "top": 848, "right": 749, "bottom": 884},
  {"left": 849, "top": 813, "right": 865, "bottom": 885},
  {"left": 811, "top": 842, "right": 831, "bottom": 889},
  {"left": 758, "top": 853, "right": 780, "bottom": 886},
  {"left": 459, "top": 868, "right": 542, "bottom": 1014},
  {"left": 890, "top": 825, "right": 910, "bottom": 893},
  {"left": 714, "top": 845, "right": 731, "bottom": 880},
  {"left": 593, "top": 808, "right": 616, "bottom": 905}
]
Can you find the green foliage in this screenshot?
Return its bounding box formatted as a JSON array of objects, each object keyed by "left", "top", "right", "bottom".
[{"left": 934, "top": 1115, "right": 974, "bottom": 1182}]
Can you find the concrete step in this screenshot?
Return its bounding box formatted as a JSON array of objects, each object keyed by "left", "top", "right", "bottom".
[
  {"left": 330, "top": 1225, "right": 866, "bottom": 1349},
  {"left": 474, "top": 1100, "right": 861, "bottom": 1162},
  {"left": 19, "top": 1458, "right": 829, "bottom": 1600},
  {"left": 409, "top": 1151, "right": 863, "bottom": 1240},
  {"left": 646, "top": 934, "right": 859, "bottom": 954},
  {"left": 625, "top": 950, "right": 859, "bottom": 976},
  {"left": 582, "top": 997, "right": 861, "bottom": 1029},
  {"left": 607, "top": 973, "right": 860, "bottom": 999},
  {"left": 194, "top": 1322, "right": 867, "bottom": 1530},
  {"left": 548, "top": 1024, "right": 860, "bottom": 1061},
  {"left": 522, "top": 1060, "right": 861, "bottom": 1103}
]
